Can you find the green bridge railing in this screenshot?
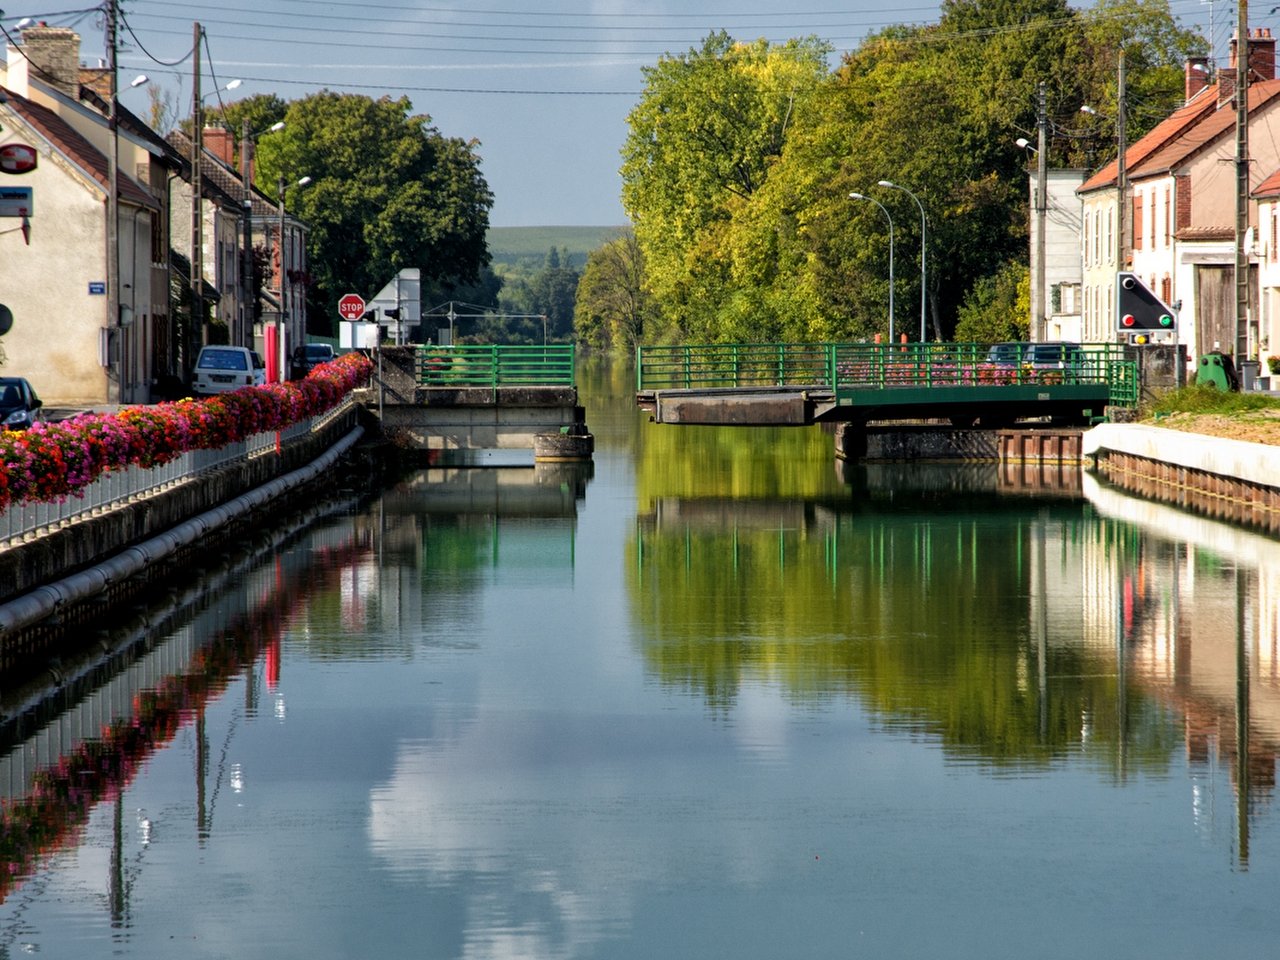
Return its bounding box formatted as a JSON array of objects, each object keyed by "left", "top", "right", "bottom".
[
  {"left": 637, "top": 342, "right": 1139, "bottom": 408},
  {"left": 417, "top": 344, "right": 576, "bottom": 391}
]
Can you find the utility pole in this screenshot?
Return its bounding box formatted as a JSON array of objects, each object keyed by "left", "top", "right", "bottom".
[
  {"left": 189, "top": 22, "right": 203, "bottom": 380},
  {"left": 1236, "top": 1, "right": 1251, "bottom": 362},
  {"left": 106, "top": 0, "right": 120, "bottom": 402},
  {"left": 278, "top": 172, "right": 287, "bottom": 381},
  {"left": 241, "top": 118, "right": 253, "bottom": 349},
  {"left": 1034, "top": 80, "right": 1048, "bottom": 343},
  {"left": 1117, "top": 50, "right": 1127, "bottom": 285}
]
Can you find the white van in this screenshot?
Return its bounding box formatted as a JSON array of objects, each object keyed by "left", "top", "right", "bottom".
[{"left": 193, "top": 346, "right": 266, "bottom": 396}]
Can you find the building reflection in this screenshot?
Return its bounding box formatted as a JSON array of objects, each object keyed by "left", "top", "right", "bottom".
[{"left": 630, "top": 462, "right": 1277, "bottom": 864}]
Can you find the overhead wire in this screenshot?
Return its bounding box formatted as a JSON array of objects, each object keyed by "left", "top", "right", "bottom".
[
  {"left": 135, "top": 0, "right": 946, "bottom": 23},
  {"left": 120, "top": 9, "right": 193, "bottom": 66}
]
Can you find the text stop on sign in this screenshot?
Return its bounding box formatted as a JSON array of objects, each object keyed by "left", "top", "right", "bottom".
[{"left": 338, "top": 294, "right": 366, "bottom": 321}]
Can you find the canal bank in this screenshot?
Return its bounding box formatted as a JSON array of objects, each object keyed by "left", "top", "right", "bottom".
[
  {"left": 1083, "top": 423, "right": 1280, "bottom": 534},
  {"left": 0, "top": 404, "right": 404, "bottom": 680}
]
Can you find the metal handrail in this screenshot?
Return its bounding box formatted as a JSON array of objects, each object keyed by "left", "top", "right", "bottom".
[
  {"left": 417, "top": 344, "right": 576, "bottom": 391},
  {"left": 636, "top": 343, "right": 832, "bottom": 391},
  {"left": 0, "top": 396, "right": 355, "bottom": 549},
  {"left": 637, "top": 341, "right": 1138, "bottom": 405}
]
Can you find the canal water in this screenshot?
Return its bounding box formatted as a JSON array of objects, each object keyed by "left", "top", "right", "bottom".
[{"left": 0, "top": 362, "right": 1278, "bottom": 958}]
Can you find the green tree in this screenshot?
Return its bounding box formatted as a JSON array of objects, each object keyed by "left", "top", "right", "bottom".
[
  {"left": 621, "top": 32, "right": 831, "bottom": 341},
  {"left": 255, "top": 92, "right": 493, "bottom": 335},
  {"left": 574, "top": 231, "right": 656, "bottom": 350},
  {"left": 490, "top": 248, "right": 579, "bottom": 342},
  {"left": 206, "top": 93, "right": 289, "bottom": 166},
  {"left": 953, "top": 261, "right": 1030, "bottom": 342},
  {"left": 620, "top": 3, "right": 1204, "bottom": 344}
]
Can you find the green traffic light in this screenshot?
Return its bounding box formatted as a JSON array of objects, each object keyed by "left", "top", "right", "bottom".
[{"left": 1159, "top": 315, "right": 1172, "bottom": 326}]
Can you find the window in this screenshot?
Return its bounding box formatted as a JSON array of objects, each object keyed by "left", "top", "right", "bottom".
[
  {"left": 1164, "top": 187, "right": 1171, "bottom": 247},
  {"left": 1134, "top": 194, "right": 1143, "bottom": 250},
  {"left": 1107, "top": 208, "right": 1114, "bottom": 263},
  {"left": 150, "top": 211, "right": 164, "bottom": 265},
  {"left": 1272, "top": 208, "right": 1277, "bottom": 263},
  {"left": 1161, "top": 275, "right": 1172, "bottom": 304},
  {"left": 1083, "top": 212, "right": 1090, "bottom": 268}
]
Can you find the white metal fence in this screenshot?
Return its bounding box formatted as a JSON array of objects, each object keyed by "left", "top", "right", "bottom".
[{"left": 0, "top": 397, "right": 354, "bottom": 549}]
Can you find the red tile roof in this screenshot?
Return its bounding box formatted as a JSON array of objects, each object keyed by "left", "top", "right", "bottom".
[
  {"left": 1131, "top": 78, "right": 1280, "bottom": 180},
  {"left": 1, "top": 88, "right": 159, "bottom": 209},
  {"left": 1078, "top": 86, "right": 1222, "bottom": 194},
  {"left": 1253, "top": 166, "right": 1280, "bottom": 197}
]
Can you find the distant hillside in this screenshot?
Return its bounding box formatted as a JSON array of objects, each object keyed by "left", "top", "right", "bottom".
[{"left": 487, "top": 226, "right": 627, "bottom": 268}]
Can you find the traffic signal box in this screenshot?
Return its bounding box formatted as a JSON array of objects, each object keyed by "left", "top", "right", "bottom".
[{"left": 1115, "top": 272, "right": 1176, "bottom": 344}]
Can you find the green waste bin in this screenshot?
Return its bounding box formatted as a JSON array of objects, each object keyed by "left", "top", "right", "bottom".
[{"left": 1197, "top": 353, "right": 1238, "bottom": 392}]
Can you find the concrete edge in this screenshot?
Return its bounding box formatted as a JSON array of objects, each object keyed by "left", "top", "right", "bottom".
[
  {"left": 1082, "top": 423, "right": 1280, "bottom": 489},
  {"left": 0, "top": 425, "right": 364, "bottom": 638}
]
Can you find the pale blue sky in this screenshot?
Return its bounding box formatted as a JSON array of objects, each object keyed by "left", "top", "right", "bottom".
[{"left": 4, "top": 1, "right": 1225, "bottom": 225}]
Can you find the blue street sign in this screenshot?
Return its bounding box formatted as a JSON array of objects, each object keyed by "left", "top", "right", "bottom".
[
  {"left": 89, "top": 282, "right": 106, "bottom": 295},
  {"left": 0, "top": 186, "right": 33, "bottom": 218}
]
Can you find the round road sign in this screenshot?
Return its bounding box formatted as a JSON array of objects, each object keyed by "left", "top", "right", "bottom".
[
  {"left": 0, "top": 144, "right": 38, "bottom": 175},
  {"left": 338, "top": 293, "right": 366, "bottom": 322}
]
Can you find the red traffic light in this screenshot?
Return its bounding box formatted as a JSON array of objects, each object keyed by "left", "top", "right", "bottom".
[{"left": 1122, "top": 314, "right": 1136, "bottom": 327}]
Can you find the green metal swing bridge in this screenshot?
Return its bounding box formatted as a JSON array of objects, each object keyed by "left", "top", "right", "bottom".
[{"left": 635, "top": 342, "right": 1138, "bottom": 426}]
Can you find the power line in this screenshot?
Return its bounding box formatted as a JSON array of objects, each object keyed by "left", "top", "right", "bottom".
[
  {"left": 136, "top": 0, "right": 946, "bottom": 23},
  {"left": 159, "top": 70, "right": 641, "bottom": 95},
  {"left": 103, "top": 23, "right": 873, "bottom": 55},
  {"left": 0, "top": 5, "right": 103, "bottom": 22},
  {"left": 128, "top": 8, "right": 939, "bottom": 37},
  {"left": 119, "top": 10, "right": 193, "bottom": 66}
]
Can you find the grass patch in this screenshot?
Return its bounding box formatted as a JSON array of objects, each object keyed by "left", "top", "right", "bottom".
[{"left": 1149, "top": 385, "right": 1280, "bottom": 416}]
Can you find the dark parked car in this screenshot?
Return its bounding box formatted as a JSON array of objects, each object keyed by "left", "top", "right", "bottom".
[
  {"left": 985, "top": 342, "right": 1024, "bottom": 368},
  {"left": 292, "top": 343, "right": 336, "bottom": 378},
  {"left": 0, "top": 377, "right": 42, "bottom": 430}
]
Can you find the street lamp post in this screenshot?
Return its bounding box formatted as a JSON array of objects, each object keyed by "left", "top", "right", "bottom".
[
  {"left": 850, "top": 192, "right": 895, "bottom": 343},
  {"left": 878, "top": 180, "right": 927, "bottom": 342},
  {"left": 276, "top": 174, "right": 311, "bottom": 382}
]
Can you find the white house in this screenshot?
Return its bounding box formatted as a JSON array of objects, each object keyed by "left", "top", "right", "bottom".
[
  {"left": 1077, "top": 32, "right": 1280, "bottom": 364},
  {"left": 1028, "top": 168, "right": 1087, "bottom": 341}
]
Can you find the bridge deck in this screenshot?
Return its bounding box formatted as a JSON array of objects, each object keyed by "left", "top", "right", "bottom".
[{"left": 637, "top": 342, "right": 1136, "bottom": 426}]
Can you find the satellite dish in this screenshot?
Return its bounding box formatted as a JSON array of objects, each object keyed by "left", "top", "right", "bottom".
[{"left": 0, "top": 304, "right": 12, "bottom": 337}]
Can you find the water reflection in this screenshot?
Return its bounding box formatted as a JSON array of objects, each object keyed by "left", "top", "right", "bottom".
[
  {"left": 0, "top": 505, "right": 366, "bottom": 918},
  {"left": 630, "top": 432, "right": 1278, "bottom": 864},
  {"left": 0, "top": 364, "right": 1276, "bottom": 956}
]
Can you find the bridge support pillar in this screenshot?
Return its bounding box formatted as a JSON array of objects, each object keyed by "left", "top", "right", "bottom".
[{"left": 834, "top": 423, "right": 867, "bottom": 461}]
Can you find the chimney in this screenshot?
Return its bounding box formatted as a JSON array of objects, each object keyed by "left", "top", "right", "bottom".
[
  {"left": 1230, "top": 28, "right": 1278, "bottom": 83},
  {"left": 203, "top": 126, "right": 235, "bottom": 166},
  {"left": 1218, "top": 67, "right": 1237, "bottom": 107},
  {"left": 1185, "top": 56, "right": 1210, "bottom": 102},
  {"left": 1250, "top": 27, "right": 1276, "bottom": 81},
  {"left": 16, "top": 25, "right": 81, "bottom": 98}
]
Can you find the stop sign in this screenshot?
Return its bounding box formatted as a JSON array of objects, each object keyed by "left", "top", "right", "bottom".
[{"left": 338, "top": 293, "right": 366, "bottom": 321}]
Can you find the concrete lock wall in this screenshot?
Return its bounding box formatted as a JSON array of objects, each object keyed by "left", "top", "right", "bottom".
[{"left": 362, "top": 347, "right": 581, "bottom": 450}]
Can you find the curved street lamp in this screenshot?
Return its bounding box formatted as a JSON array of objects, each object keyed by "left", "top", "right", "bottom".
[
  {"left": 878, "top": 180, "right": 927, "bottom": 343},
  {"left": 850, "top": 192, "right": 895, "bottom": 343}
]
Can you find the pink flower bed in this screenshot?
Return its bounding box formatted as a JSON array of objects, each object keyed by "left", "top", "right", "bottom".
[{"left": 0, "top": 352, "right": 372, "bottom": 510}]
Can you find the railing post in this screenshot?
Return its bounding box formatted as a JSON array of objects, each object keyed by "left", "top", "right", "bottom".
[{"left": 685, "top": 346, "right": 691, "bottom": 389}]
